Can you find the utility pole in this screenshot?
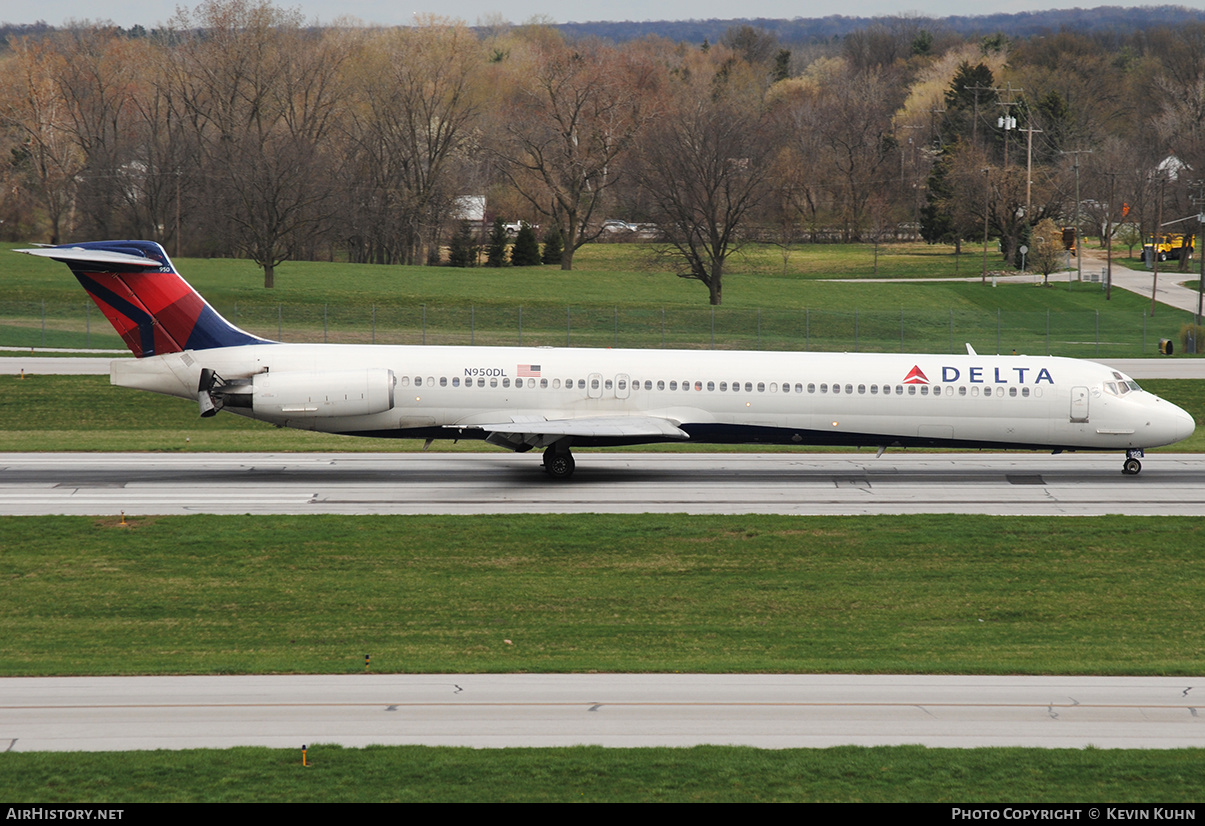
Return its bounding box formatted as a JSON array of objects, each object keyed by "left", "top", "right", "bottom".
[
  {"left": 1192, "top": 180, "right": 1205, "bottom": 344},
  {"left": 982, "top": 167, "right": 991, "bottom": 285},
  {"left": 1106, "top": 171, "right": 1116, "bottom": 301},
  {"left": 1060, "top": 149, "right": 1093, "bottom": 285},
  {"left": 1023, "top": 123, "right": 1043, "bottom": 218},
  {"left": 1152, "top": 175, "right": 1166, "bottom": 318},
  {"left": 996, "top": 83, "right": 1022, "bottom": 168}
]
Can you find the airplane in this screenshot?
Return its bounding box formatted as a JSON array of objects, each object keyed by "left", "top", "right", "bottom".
[{"left": 16, "top": 240, "right": 1196, "bottom": 478}]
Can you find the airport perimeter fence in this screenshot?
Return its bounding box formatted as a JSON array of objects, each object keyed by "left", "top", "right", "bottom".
[{"left": 0, "top": 299, "right": 1194, "bottom": 359}]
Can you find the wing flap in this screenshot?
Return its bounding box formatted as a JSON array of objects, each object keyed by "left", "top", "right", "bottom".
[{"left": 449, "top": 415, "right": 690, "bottom": 441}]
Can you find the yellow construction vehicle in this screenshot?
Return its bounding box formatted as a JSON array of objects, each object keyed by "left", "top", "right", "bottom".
[{"left": 1143, "top": 232, "right": 1194, "bottom": 262}]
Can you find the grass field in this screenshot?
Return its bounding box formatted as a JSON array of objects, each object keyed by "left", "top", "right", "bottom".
[
  {"left": 2, "top": 374, "right": 1202, "bottom": 452},
  {"left": 4, "top": 241, "right": 1199, "bottom": 356},
  {"left": 3, "top": 514, "right": 1203, "bottom": 677},
  {"left": 3, "top": 744, "right": 1203, "bottom": 802}
]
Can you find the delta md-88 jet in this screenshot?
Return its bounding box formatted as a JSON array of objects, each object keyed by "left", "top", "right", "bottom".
[{"left": 17, "top": 240, "right": 1195, "bottom": 478}]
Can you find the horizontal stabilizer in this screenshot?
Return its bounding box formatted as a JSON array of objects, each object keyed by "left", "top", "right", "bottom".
[{"left": 15, "top": 247, "right": 165, "bottom": 270}]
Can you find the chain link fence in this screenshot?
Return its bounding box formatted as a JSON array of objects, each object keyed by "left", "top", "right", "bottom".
[{"left": 0, "top": 299, "right": 1187, "bottom": 359}]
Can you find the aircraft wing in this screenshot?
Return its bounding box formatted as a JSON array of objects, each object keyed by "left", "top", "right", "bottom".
[{"left": 447, "top": 414, "right": 690, "bottom": 447}]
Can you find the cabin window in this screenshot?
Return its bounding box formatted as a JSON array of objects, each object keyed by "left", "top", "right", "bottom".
[
  {"left": 757, "top": 382, "right": 765, "bottom": 392},
  {"left": 1009, "top": 387, "right": 1018, "bottom": 397},
  {"left": 502, "top": 378, "right": 510, "bottom": 388},
  {"left": 552, "top": 379, "right": 561, "bottom": 389},
  {"left": 440, "top": 377, "right": 447, "bottom": 387},
  {"left": 478, "top": 378, "right": 486, "bottom": 387},
  {"left": 451, "top": 377, "right": 460, "bottom": 387},
  {"left": 658, "top": 380, "right": 665, "bottom": 391},
  {"left": 983, "top": 387, "right": 992, "bottom": 397},
  {"left": 908, "top": 386, "right": 916, "bottom": 395},
  {"left": 781, "top": 382, "right": 789, "bottom": 394},
  {"left": 795, "top": 383, "right": 803, "bottom": 393},
  {"left": 604, "top": 379, "right": 612, "bottom": 390},
  {"left": 400, "top": 376, "right": 410, "bottom": 387},
  {"left": 1022, "top": 387, "right": 1029, "bottom": 397},
  {"left": 858, "top": 384, "right": 866, "bottom": 394},
  {"left": 808, "top": 383, "right": 816, "bottom": 393},
  {"left": 820, "top": 383, "right": 828, "bottom": 393},
  {"left": 695, "top": 381, "right": 703, "bottom": 391},
  {"left": 920, "top": 386, "right": 928, "bottom": 395},
  {"left": 669, "top": 381, "right": 677, "bottom": 391},
  {"left": 707, "top": 381, "right": 715, "bottom": 391},
  {"left": 833, "top": 384, "right": 841, "bottom": 394},
  {"left": 744, "top": 382, "right": 753, "bottom": 392},
  {"left": 769, "top": 383, "right": 778, "bottom": 392},
  {"left": 490, "top": 378, "right": 498, "bottom": 387},
  {"left": 720, "top": 382, "right": 728, "bottom": 391}
]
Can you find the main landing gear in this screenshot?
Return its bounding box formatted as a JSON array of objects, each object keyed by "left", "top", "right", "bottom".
[
  {"left": 1122, "top": 448, "right": 1144, "bottom": 476},
  {"left": 542, "top": 446, "right": 576, "bottom": 480}
]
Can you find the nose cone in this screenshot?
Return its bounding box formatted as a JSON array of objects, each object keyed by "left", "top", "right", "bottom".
[
  {"left": 1152, "top": 398, "right": 1196, "bottom": 446},
  {"left": 1173, "top": 403, "right": 1196, "bottom": 444}
]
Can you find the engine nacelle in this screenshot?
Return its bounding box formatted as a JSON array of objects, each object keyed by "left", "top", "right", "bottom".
[{"left": 251, "top": 368, "right": 396, "bottom": 418}]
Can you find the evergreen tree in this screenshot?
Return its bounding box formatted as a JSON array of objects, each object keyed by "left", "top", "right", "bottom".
[
  {"left": 942, "top": 62, "right": 996, "bottom": 147},
  {"left": 919, "top": 146, "right": 959, "bottom": 250},
  {"left": 485, "top": 217, "right": 508, "bottom": 268},
  {"left": 510, "top": 222, "right": 541, "bottom": 266},
  {"left": 446, "top": 220, "right": 477, "bottom": 267},
  {"left": 541, "top": 226, "right": 564, "bottom": 266}
]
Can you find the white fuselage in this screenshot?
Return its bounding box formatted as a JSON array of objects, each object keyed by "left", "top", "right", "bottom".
[{"left": 111, "top": 343, "right": 1195, "bottom": 453}]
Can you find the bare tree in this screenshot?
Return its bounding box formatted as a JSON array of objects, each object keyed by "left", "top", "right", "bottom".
[
  {"left": 636, "top": 48, "right": 775, "bottom": 305},
  {"left": 0, "top": 36, "right": 83, "bottom": 243},
  {"left": 169, "top": 0, "right": 351, "bottom": 287},
  {"left": 491, "top": 32, "right": 659, "bottom": 270},
  {"left": 342, "top": 21, "right": 482, "bottom": 265}
]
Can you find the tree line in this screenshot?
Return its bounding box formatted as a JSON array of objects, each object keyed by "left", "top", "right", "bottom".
[{"left": 3, "top": 0, "right": 1204, "bottom": 303}]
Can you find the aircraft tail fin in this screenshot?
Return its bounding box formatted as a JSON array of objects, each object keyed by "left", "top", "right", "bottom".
[{"left": 15, "top": 241, "right": 271, "bottom": 358}]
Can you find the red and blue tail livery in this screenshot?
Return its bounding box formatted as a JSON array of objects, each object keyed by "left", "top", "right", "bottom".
[{"left": 16, "top": 241, "right": 270, "bottom": 358}]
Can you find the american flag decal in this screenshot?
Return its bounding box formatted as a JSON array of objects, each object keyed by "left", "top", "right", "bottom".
[{"left": 517, "top": 364, "right": 541, "bottom": 377}]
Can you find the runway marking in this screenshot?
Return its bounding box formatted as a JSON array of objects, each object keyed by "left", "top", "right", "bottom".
[{"left": 4, "top": 701, "right": 1202, "bottom": 711}]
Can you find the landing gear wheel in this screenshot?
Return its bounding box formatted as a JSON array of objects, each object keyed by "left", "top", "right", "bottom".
[
  {"left": 1122, "top": 457, "right": 1142, "bottom": 476},
  {"left": 543, "top": 449, "right": 575, "bottom": 480}
]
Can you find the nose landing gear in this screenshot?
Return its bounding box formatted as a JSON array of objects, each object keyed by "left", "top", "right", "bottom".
[{"left": 1122, "top": 448, "right": 1144, "bottom": 476}]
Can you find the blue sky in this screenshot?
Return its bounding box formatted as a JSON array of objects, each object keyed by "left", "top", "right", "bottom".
[{"left": 7, "top": 0, "right": 1204, "bottom": 28}]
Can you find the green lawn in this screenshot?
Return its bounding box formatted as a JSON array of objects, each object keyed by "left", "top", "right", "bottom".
[
  {"left": 4, "top": 241, "right": 1198, "bottom": 355},
  {"left": 3, "top": 744, "right": 1202, "bottom": 802},
  {"left": 2, "top": 514, "right": 1202, "bottom": 677}
]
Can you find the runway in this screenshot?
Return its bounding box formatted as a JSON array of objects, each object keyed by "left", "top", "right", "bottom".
[
  {"left": 2, "top": 674, "right": 1201, "bottom": 751},
  {"left": 0, "top": 451, "right": 1201, "bottom": 516}
]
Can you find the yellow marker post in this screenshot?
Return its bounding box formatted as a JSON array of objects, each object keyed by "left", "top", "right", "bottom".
[
  {"left": 302, "top": 744, "right": 308, "bottom": 767},
  {"left": 365, "top": 654, "right": 371, "bottom": 672}
]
